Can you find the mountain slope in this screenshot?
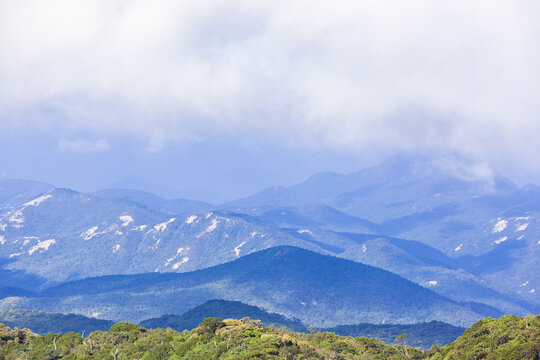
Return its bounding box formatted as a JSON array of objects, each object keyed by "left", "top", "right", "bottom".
[{"left": 1, "top": 247, "right": 497, "bottom": 327}]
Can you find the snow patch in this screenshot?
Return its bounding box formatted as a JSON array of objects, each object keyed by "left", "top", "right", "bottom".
[
  {"left": 494, "top": 236, "right": 508, "bottom": 245},
  {"left": 516, "top": 223, "right": 528, "bottom": 232},
  {"left": 197, "top": 218, "right": 219, "bottom": 237},
  {"left": 297, "top": 229, "right": 313, "bottom": 236},
  {"left": 119, "top": 215, "right": 133, "bottom": 227},
  {"left": 172, "top": 257, "right": 189, "bottom": 269},
  {"left": 205, "top": 212, "right": 213, "bottom": 219},
  {"left": 426, "top": 280, "right": 438, "bottom": 286},
  {"left": 28, "top": 239, "right": 56, "bottom": 255},
  {"left": 234, "top": 241, "right": 247, "bottom": 257},
  {"left": 165, "top": 247, "right": 190, "bottom": 266},
  {"left": 133, "top": 225, "right": 147, "bottom": 231},
  {"left": 115, "top": 230, "right": 123, "bottom": 236},
  {"left": 362, "top": 244, "right": 367, "bottom": 252},
  {"left": 0, "top": 235, "right": 4, "bottom": 245},
  {"left": 530, "top": 289, "right": 536, "bottom": 294},
  {"left": 8, "top": 253, "right": 21, "bottom": 258},
  {"left": 0, "top": 224, "right": 6, "bottom": 231},
  {"left": 113, "top": 244, "right": 121, "bottom": 253},
  {"left": 521, "top": 281, "right": 529, "bottom": 287},
  {"left": 492, "top": 219, "right": 507, "bottom": 233},
  {"left": 517, "top": 235, "right": 524, "bottom": 240},
  {"left": 154, "top": 218, "right": 176, "bottom": 232},
  {"left": 185, "top": 215, "right": 197, "bottom": 224},
  {"left": 24, "top": 194, "right": 52, "bottom": 207},
  {"left": 82, "top": 226, "right": 99, "bottom": 240},
  {"left": 250, "top": 231, "right": 258, "bottom": 237},
  {"left": 455, "top": 244, "right": 463, "bottom": 252}
]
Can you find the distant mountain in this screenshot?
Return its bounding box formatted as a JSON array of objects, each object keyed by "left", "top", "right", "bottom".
[
  {"left": 1, "top": 247, "right": 498, "bottom": 327},
  {"left": 0, "top": 177, "right": 535, "bottom": 315},
  {"left": 0, "top": 185, "right": 334, "bottom": 285},
  {"left": 322, "top": 321, "right": 465, "bottom": 348},
  {"left": 140, "top": 299, "right": 305, "bottom": 332},
  {"left": 0, "top": 179, "right": 54, "bottom": 208},
  {"left": 221, "top": 154, "right": 540, "bottom": 305},
  {"left": 107, "top": 175, "right": 225, "bottom": 203},
  {"left": 92, "top": 188, "right": 213, "bottom": 215},
  {"left": 0, "top": 309, "right": 113, "bottom": 335}
]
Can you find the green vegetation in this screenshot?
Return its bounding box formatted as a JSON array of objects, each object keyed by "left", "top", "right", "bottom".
[{"left": 0, "top": 315, "right": 537, "bottom": 359}]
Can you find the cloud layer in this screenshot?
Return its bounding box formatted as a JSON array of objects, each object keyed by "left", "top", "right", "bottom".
[{"left": 1, "top": 1, "right": 539, "bottom": 171}]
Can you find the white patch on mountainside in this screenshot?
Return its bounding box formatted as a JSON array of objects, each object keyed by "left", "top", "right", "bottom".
[
  {"left": 426, "top": 280, "right": 438, "bottom": 286},
  {"left": 24, "top": 194, "right": 52, "bottom": 207},
  {"left": 492, "top": 219, "right": 507, "bottom": 233},
  {"left": 250, "top": 231, "right": 258, "bottom": 237},
  {"left": 8, "top": 210, "right": 24, "bottom": 225},
  {"left": 454, "top": 243, "right": 463, "bottom": 252},
  {"left": 172, "top": 257, "right": 189, "bottom": 269},
  {"left": 82, "top": 226, "right": 99, "bottom": 240},
  {"left": 9, "top": 253, "right": 21, "bottom": 258},
  {"left": 165, "top": 247, "right": 190, "bottom": 266},
  {"left": 185, "top": 215, "right": 197, "bottom": 224},
  {"left": 0, "top": 224, "right": 6, "bottom": 231},
  {"left": 113, "top": 244, "right": 121, "bottom": 253},
  {"left": 516, "top": 223, "right": 528, "bottom": 231},
  {"left": 119, "top": 215, "right": 134, "bottom": 227},
  {"left": 197, "top": 218, "right": 219, "bottom": 238},
  {"left": 205, "top": 212, "right": 213, "bottom": 219},
  {"left": 0, "top": 235, "right": 4, "bottom": 245},
  {"left": 28, "top": 239, "right": 56, "bottom": 255},
  {"left": 133, "top": 225, "right": 147, "bottom": 231},
  {"left": 494, "top": 236, "right": 508, "bottom": 245},
  {"left": 22, "top": 239, "right": 30, "bottom": 245},
  {"left": 517, "top": 235, "right": 524, "bottom": 240},
  {"left": 521, "top": 281, "right": 529, "bottom": 287},
  {"left": 115, "top": 231, "right": 123, "bottom": 236},
  {"left": 515, "top": 216, "right": 530, "bottom": 220},
  {"left": 234, "top": 241, "right": 247, "bottom": 257},
  {"left": 1, "top": 195, "right": 53, "bottom": 228},
  {"left": 298, "top": 229, "right": 313, "bottom": 236},
  {"left": 154, "top": 218, "right": 176, "bottom": 232},
  {"left": 531, "top": 289, "right": 536, "bottom": 293},
  {"left": 362, "top": 244, "right": 367, "bottom": 252}
]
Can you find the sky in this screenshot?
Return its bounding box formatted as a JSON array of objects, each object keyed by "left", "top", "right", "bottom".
[{"left": 1, "top": 0, "right": 539, "bottom": 202}]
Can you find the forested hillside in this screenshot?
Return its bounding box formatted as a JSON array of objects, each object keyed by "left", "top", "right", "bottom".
[{"left": 0, "top": 315, "right": 538, "bottom": 359}]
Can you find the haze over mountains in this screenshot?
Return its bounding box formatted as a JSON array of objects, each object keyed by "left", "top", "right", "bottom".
[{"left": 0, "top": 153, "right": 538, "bottom": 330}]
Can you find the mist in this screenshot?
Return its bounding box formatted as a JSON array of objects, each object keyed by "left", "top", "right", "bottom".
[{"left": 1, "top": 0, "right": 539, "bottom": 201}]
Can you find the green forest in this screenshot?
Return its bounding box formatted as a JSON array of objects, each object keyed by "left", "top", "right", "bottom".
[{"left": 0, "top": 314, "right": 538, "bottom": 359}]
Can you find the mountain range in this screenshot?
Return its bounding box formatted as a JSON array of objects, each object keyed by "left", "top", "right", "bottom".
[
  {"left": 0, "top": 153, "right": 538, "bottom": 329},
  {"left": 0, "top": 246, "right": 495, "bottom": 327}
]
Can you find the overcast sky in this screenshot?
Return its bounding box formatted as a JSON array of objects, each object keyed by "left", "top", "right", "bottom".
[{"left": 1, "top": 1, "right": 539, "bottom": 202}]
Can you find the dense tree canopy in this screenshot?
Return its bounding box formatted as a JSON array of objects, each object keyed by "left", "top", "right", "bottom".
[{"left": 0, "top": 315, "right": 537, "bottom": 359}]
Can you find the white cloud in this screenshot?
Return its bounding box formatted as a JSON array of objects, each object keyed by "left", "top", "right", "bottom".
[
  {"left": 57, "top": 138, "right": 111, "bottom": 153},
  {"left": 1, "top": 0, "right": 540, "bottom": 168}
]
